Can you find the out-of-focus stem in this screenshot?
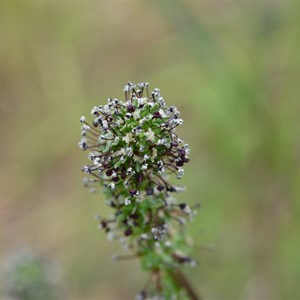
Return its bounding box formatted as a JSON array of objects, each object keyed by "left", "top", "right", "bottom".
[{"left": 169, "top": 269, "right": 201, "bottom": 300}]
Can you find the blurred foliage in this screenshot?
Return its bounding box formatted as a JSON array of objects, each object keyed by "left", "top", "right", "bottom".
[
  {"left": 1, "top": 248, "right": 61, "bottom": 300},
  {"left": 0, "top": 1, "right": 299, "bottom": 299}
]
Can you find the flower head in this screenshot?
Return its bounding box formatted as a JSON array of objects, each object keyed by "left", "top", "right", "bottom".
[{"left": 79, "top": 82, "right": 190, "bottom": 201}]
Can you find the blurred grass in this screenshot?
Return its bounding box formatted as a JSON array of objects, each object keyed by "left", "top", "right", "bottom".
[{"left": 0, "top": 1, "right": 300, "bottom": 299}]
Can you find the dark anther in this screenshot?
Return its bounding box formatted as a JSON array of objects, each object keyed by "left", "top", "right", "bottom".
[
  {"left": 153, "top": 111, "right": 162, "bottom": 119},
  {"left": 102, "top": 162, "right": 109, "bottom": 168},
  {"left": 106, "top": 169, "right": 113, "bottom": 177},
  {"left": 179, "top": 203, "right": 187, "bottom": 210},
  {"left": 113, "top": 176, "right": 119, "bottom": 182},
  {"left": 178, "top": 149, "right": 186, "bottom": 158},
  {"left": 100, "top": 221, "right": 107, "bottom": 228},
  {"left": 146, "top": 187, "right": 154, "bottom": 195},
  {"left": 171, "top": 141, "right": 178, "bottom": 147},
  {"left": 124, "top": 227, "right": 133, "bottom": 236},
  {"left": 168, "top": 187, "right": 176, "bottom": 193},
  {"left": 129, "top": 189, "right": 137, "bottom": 196},
  {"left": 130, "top": 213, "right": 139, "bottom": 220},
  {"left": 96, "top": 118, "right": 103, "bottom": 126},
  {"left": 127, "top": 104, "right": 136, "bottom": 113},
  {"left": 157, "top": 185, "right": 165, "bottom": 191},
  {"left": 176, "top": 160, "right": 184, "bottom": 167},
  {"left": 184, "top": 157, "right": 190, "bottom": 163}
]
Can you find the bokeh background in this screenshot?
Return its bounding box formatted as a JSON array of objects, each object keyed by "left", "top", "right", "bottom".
[{"left": 1, "top": 1, "right": 300, "bottom": 299}]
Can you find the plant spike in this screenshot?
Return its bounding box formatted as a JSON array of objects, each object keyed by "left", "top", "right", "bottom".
[{"left": 79, "top": 82, "right": 199, "bottom": 300}]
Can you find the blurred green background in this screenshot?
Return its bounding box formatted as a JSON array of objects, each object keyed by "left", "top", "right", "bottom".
[{"left": 0, "top": 1, "right": 300, "bottom": 299}]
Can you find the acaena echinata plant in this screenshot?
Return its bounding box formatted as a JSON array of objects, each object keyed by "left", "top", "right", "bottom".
[{"left": 78, "top": 82, "right": 200, "bottom": 300}]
